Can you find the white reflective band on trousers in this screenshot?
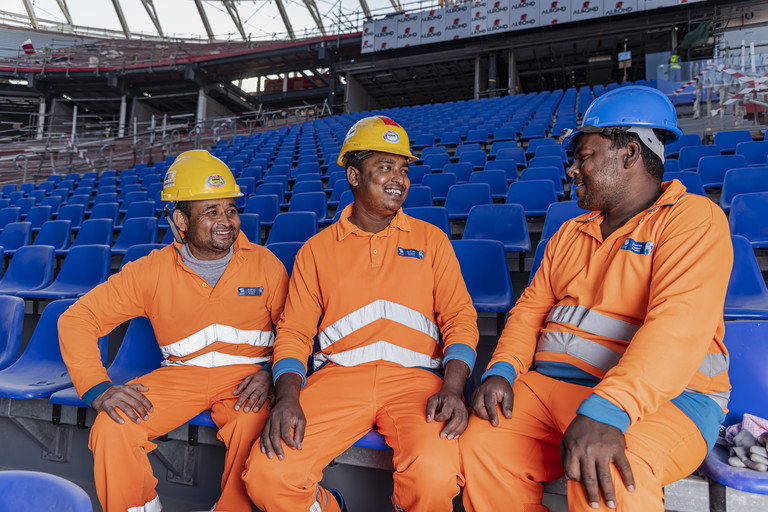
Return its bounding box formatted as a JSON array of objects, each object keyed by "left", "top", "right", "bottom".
[
  {"left": 159, "top": 324, "right": 274, "bottom": 368},
  {"left": 313, "top": 340, "right": 443, "bottom": 370},
  {"left": 127, "top": 494, "right": 162, "bottom": 512}
]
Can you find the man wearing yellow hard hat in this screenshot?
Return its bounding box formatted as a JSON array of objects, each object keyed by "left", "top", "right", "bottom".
[
  {"left": 244, "top": 116, "right": 479, "bottom": 511},
  {"left": 59, "top": 150, "right": 289, "bottom": 512}
]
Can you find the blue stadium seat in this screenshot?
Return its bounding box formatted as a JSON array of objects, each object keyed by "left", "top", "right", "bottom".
[
  {"left": 534, "top": 144, "right": 569, "bottom": 164},
  {"left": 120, "top": 244, "right": 165, "bottom": 268},
  {"left": 266, "top": 242, "right": 304, "bottom": 277},
  {"left": 0, "top": 245, "right": 54, "bottom": 295},
  {"left": 245, "top": 195, "right": 279, "bottom": 227},
  {"left": 700, "top": 320, "right": 768, "bottom": 507},
  {"left": 50, "top": 316, "right": 164, "bottom": 408},
  {"left": 437, "top": 132, "right": 461, "bottom": 147},
  {"left": 26, "top": 205, "right": 52, "bottom": 234},
  {"left": 255, "top": 182, "right": 286, "bottom": 204},
  {"left": 729, "top": 192, "right": 768, "bottom": 248},
  {"left": 15, "top": 197, "right": 35, "bottom": 218},
  {"left": 0, "top": 184, "right": 16, "bottom": 197},
  {"left": 422, "top": 153, "right": 450, "bottom": 172},
  {"left": 288, "top": 191, "right": 327, "bottom": 224},
  {"left": 464, "top": 129, "right": 489, "bottom": 146},
  {"left": 62, "top": 219, "right": 114, "bottom": 255},
  {"left": 115, "top": 201, "right": 155, "bottom": 230},
  {"left": 443, "top": 163, "right": 474, "bottom": 183},
  {"left": 678, "top": 145, "right": 722, "bottom": 172},
  {"left": 0, "top": 470, "right": 93, "bottom": 512},
  {"left": 735, "top": 140, "right": 768, "bottom": 166},
  {"left": 89, "top": 202, "right": 119, "bottom": 224},
  {"left": 0, "top": 299, "right": 106, "bottom": 399},
  {"left": 336, "top": 190, "right": 355, "bottom": 215},
  {"left": 40, "top": 195, "right": 62, "bottom": 215},
  {"left": 0, "top": 296, "right": 24, "bottom": 371},
  {"left": 32, "top": 219, "right": 72, "bottom": 252},
  {"left": 401, "top": 186, "right": 433, "bottom": 208},
  {"left": 23, "top": 245, "right": 111, "bottom": 299},
  {"left": 239, "top": 213, "right": 261, "bottom": 244},
  {"left": 713, "top": 130, "right": 753, "bottom": 154},
  {"left": 458, "top": 150, "right": 487, "bottom": 171},
  {"left": 506, "top": 180, "right": 558, "bottom": 217},
  {"left": 0, "top": 221, "right": 31, "bottom": 254},
  {"left": 664, "top": 133, "right": 701, "bottom": 159},
  {"left": 412, "top": 133, "right": 436, "bottom": 150},
  {"left": 422, "top": 173, "right": 457, "bottom": 202},
  {"left": 484, "top": 160, "right": 519, "bottom": 183},
  {"left": 489, "top": 141, "right": 519, "bottom": 159},
  {"left": 541, "top": 201, "right": 589, "bottom": 240},
  {"left": 724, "top": 235, "right": 768, "bottom": 319},
  {"left": 265, "top": 212, "right": 318, "bottom": 245},
  {"left": 463, "top": 204, "right": 531, "bottom": 265},
  {"left": 492, "top": 126, "right": 518, "bottom": 142},
  {"left": 663, "top": 171, "right": 707, "bottom": 197},
  {"left": 524, "top": 138, "right": 557, "bottom": 158},
  {"left": 444, "top": 184, "right": 492, "bottom": 221},
  {"left": 0, "top": 207, "right": 21, "bottom": 230},
  {"left": 521, "top": 124, "right": 547, "bottom": 141},
  {"left": 7, "top": 191, "right": 24, "bottom": 205},
  {"left": 529, "top": 238, "right": 549, "bottom": 284},
  {"left": 291, "top": 180, "right": 323, "bottom": 195},
  {"left": 521, "top": 167, "right": 565, "bottom": 198},
  {"left": 327, "top": 180, "right": 351, "bottom": 208},
  {"left": 112, "top": 217, "right": 159, "bottom": 255},
  {"left": 469, "top": 170, "right": 508, "bottom": 200},
  {"left": 407, "top": 165, "right": 430, "bottom": 185},
  {"left": 697, "top": 155, "right": 747, "bottom": 189},
  {"left": 402, "top": 207, "right": 450, "bottom": 238},
  {"left": 720, "top": 167, "right": 768, "bottom": 212}
]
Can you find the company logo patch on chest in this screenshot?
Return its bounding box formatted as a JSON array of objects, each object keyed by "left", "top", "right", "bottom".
[
  {"left": 397, "top": 247, "right": 425, "bottom": 259},
  {"left": 238, "top": 287, "right": 264, "bottom": 296},
  {"left": 620, "top": 239, "right": 655, "bottom": 256}
]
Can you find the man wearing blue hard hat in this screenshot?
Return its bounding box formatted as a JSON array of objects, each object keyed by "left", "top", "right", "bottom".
[{"left": 461, "top": 86, "right": 733, "bottom": 511}]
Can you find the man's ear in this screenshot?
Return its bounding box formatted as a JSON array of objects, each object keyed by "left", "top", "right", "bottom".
[
  {"left": 346, "top": 166, "right": 360, "bottom": 187},
  {"left": 173, "top": 209, "right": 188, "bottom": 232},
  {"left": 624, "top": 141, "right": 642, "bottom": 169}
]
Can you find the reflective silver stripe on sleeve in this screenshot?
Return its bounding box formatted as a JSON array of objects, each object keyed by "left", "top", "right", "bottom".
[
  {"left": 128, "top": 495, "right": 162, "bottom": 512},
  {"left": 313, "top": 340, "right": 443, "bottom": 370},
  {"left": 684, "top": 387, "right": 731, "bottom": 409},
  {"left": 160, "top": 324, "right": 274, "bottom": 359},
  {"left": 546, "top": 305, "right": 641, "bottom": 342},
  {"left": 162, "top": 352, "right": 271, "bottom": 368},
  {"left": 318, "top": 299, "right": 439, "bottom": 350},
  {"left": 697, "top": 352, "right": 730, "bottom": 377},
  {"left": 537, "top": 331, "right": 623, "bottom": 372}
]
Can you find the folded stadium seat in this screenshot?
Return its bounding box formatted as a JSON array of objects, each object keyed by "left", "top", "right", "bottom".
[
  {"left": 525, "top": 138, "right": 557, "bottom": 159},
  {"left": 288, "top": 191, "right": 327, "bottom": 224},
  {"left": 663, "top": 159, "right": 680, "bottom": 174},
  {"left": 18, "top": 183, "right": 35, "bottom": 196},
  {"left": 454, "top": 143, "right": 483, "bottom": 160},
  {"left": 677, "top": 145, "right": 722, "bottom": 173},
  {"left": 699, "top": 320, "right": 768, "bottom": 508},
  {"left": 265, "top": 212, "right": 318, "bottom": 245},
  {"left": 0, "top": 184, "right": 16, "bottom": 197},
  {"left": 46, "top": 174, "right": 63, "bottom": 185},
  {"left": 141, "top": 174, "right": 162, "bottom": 189},
  {"left": 228, "top": 160, "right": 245, "bottom": 177},
  {"left": 663, "top": 171, "right": 707, "bottom": 197},
  {"left": 0, "top": 245, "right": 54, "bottom": 295},
  {"left": 444, "top": 183, "right": 493, "bottom": 222},
  {"left": 412, "top": 134, "right": 437, "bottom": 151},
  {"left": 458, "top": 150, "right": 487, "bottom": 171},
  {"left": 534, "top": 145, "right": 570, "bottom": 165},
  {"left": 489, "top": 141, "right": 519, "bottom": 159},
  {"left": 422, "top": 173, "right": 457, "bottom": 203},
  {"left": 38, "top": 194, "right": 60, "bottom": 216},
  {"left": 520, "top": 124, "right": 548, "bottom": 142},
  {"left": 100, "top": 170, "right": 118, "bottom": 179},
  {"left": 0, "top": 299, "right": 107, "bottom": 402},
  {"left": 521, "top": 167, "right": 565, "bottom": 198},
  {"left": 117, "top": 183, "right": 142, "bottom": 203},
  {"left": 423, "top": 153, "right": 450, "bottom": 172},
  {"left": 729, "top": 192, "right": 768, "bottom": 248},
  {"left": 324, "top": 170, "right": 347, "bottom": 190},
  {"left": 25, "top": 205, "right": 53, "bottom": 235},
  {"left": 264, "top": 175, "right": 289, "bottom": 191},
  {"left": 327, "top": 181, "right": 351, "bottom": 208},
  {"left": 720, "top": 167, "right": 768, "bottom": 212},
  {"left": 36, "top": 181, "right": 55, "bottom": 195},
  {"left": 292, "top": 181, "right": 324, "bottom": 195},
  {"left": 713, "top": 130, "right": 753, "bottom": 155},
  {"left": 736, "top": 140, "right": 768, "bottom": 166},
  {"left": 117, "top": 176, "right": 140, "bottom": 191},
  {"left": 551, "top": 120, "right": 577, "bottom": 138},
  {"left": 492, "top": 127, "right": 518, "bottom": 143},
  {"left": 119, "top": 244, "right": 165, "bottom": 268},
  {"left": 240, "top": 166, "right": 263, "bottom": 182},
  {"left": 255, "top": 182, "right": 286, "bottom": 205},
  {"left": 469, "top": 170, "right": 508, "bottom": 200},
  {"left": 506, "top": 180, "right": 558, "bottom": 218},
  {"left": 273, "top": 156, "right": 293, "bottom": 167},
  {"left": 89, "top": 202, "right": 119, "bottom": 225},
  {"left": 239, "top": 214, "right": 262, "bottom": 244},
  {"left": 32, "top": 220, "right": 71, "bottom": 252},
  {"left": 464, "top": 129, "right": 489, "bottom": 146},
  {"left": 50, "top": 189, "right": 70, "bottom": 204},
  {"left": 664, "top": 133, "right": 702, "bottom": 160},
  {"left": 494, "top": 148, "right": 527, "bottom": 173},
  {"left": 325, "top": 163, "right": 345, "bottom": 177},
  {"left": 111, "top": 217, "right": 158, "bottom": 256},
  {"left": 13, "top": 197, "right": 35, "bottom": 219},
  {"left": 452, "top": 240, "right": 514, "bottom": 336},
  {"left": 606, "top": 82, "right": 620, "bottom": 91},
  {"left": 407, "top": 165, "right": 430, "bottom": 186},
  {"left": 443, "top": 163, "right": 474, "bottom": 184},
  {"left": 402, "top": 207, "right": 450, "bottom": 238},
  {"left": 22, "top": 244, "right": 111, "bottom": 300},
  {"left": 0, "top": 470, "right": 93, "bottom": 512},
  {"left": 118, "top": 190, "right": 148, "bottom": 214},
  {"left": 724, "top": 235, "right": 768, "bottom": 319},
  {"left": 236, "top": 176, "right": 257, "bottom": 195},
  {"left": 65, "top": 172, "right": 80, "bottom": 184},
  {"left": 115, "top": 201, "right": 155, "bottom": 231},
  {"left": 401, "top": 186, "right": 433, "bottom": 209},
  {"left": 528, "top": 156, "right": 566, "bottom": 178},
  {"left": 697, "top": 155, "right": 748, "bottom": 189},
  {"left": 463, "top": 204, "right": 531, "bottom": 272},
  {"left": 265, "top": 242, "right": 304, "bottom": 277},
  {"left": 437, "top": 132, "right": 462, "bottom": 148},
  {"left": 294, "top": 162, "right": 321, "bottom": 177}
]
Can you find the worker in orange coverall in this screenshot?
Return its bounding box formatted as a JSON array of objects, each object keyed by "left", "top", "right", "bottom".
[
  {"left": 243, "top": 115, "right": 479, "bottom": 512},
  {"left": 461, "top": 86, "right": 733, "bottom": 511},
  {"left": 59, "top": 150, "right": 288, "bottom": 512}
]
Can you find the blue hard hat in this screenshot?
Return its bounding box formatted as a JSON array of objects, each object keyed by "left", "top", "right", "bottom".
[{"left": 562, "top": 85, "right": 682, "bottom": 152}]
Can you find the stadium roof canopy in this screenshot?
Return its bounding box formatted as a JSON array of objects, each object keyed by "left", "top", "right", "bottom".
[{"left": 1, "top": 0, "right": 430, "bottom": 42}]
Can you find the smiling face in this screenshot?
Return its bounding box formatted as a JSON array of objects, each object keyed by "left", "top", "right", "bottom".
[
  {"left": 348, "top": 151, "right": 411, "bottom": 219},
  {"left": 173, "top": 197, "right": 240, "bottom": 260},
  {"left": 568, "top": 133, "right": 628, "bottom": 211}
]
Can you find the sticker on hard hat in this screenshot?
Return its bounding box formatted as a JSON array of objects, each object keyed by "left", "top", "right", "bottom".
[
  {"left": 382, "top": 130, "right": 400, "bottom": 143},
  {"left": 163, "top": 171, "right": 176, "bottom": 188},
  {"left": 206, "top": 174, "right": 226, "bottom": 188}
]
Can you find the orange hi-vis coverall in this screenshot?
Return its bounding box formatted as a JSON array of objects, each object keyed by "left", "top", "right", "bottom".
[
  {"left": 59, "top": 233, "right": 288, "bottom": 512},
  {"left": 243, "top": 204, "right": 479, "bottom": 512},
  {"left": 461, "top": 180, "right": 733, "bottom": 511}
]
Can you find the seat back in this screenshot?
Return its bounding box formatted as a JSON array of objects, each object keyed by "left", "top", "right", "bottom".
[
  {"left": 713, "top": 130, "right": 752, "bottom": 154},
  {"left": 0, "top": 470, "right": 93, "bottom": 512},
  {"left": 677, "top": 145, "right": 721, "bottom": 172},
  {"left": 0, "top": 207, "right": 21, "bottom": 230},
  {"left": 239, "top": 213, "right": 261, "bottom": 244},
  {"left": 443, "top": 163, "right": 474, "bottom": 183},
  {"left": 506, "top": 180, "right": 558, "bottom": 216},
  {"left": 33, "top": 220, "right": 72, "bottom": 250},
  {"left": 458, "top": 150, "right": 487, "bottom": 169},
  {"left": 541, "top": 202, "right": 589, "bottom": 239},
  {"left": 0, "top": 296, "right": 25, "bottom": 371},
  {"left": 735, "top": 140, "right": 768, "bottom": 166},
  {"left": 469, "top": 170, "right": 508, "bottom": 197},
  {"left": 56, "top": 244, "right": 112, "bottom": 288},
  {"left": 288, "top": 191, "right": 327, "bottom": 222},
  {"left": 245, "top": 195, "right": 279, "bottom": 226},
  {"left": 697, "top": 155, "right": 747, "bottom": 189},
  {"left": 403, "top": 207, "right": 451, "bottom": 237},
  {"left": 89, "top": 202, "right": 119, "bottom": 223},
  {"left": 112, "top": 217, "right": 159, "bottom": 253},
  {"left": 73, "top": 219, "right": 114, "bottom": 247},
  {"left": 721, "top": 167, "right": 768, "bottom": 211},
  {"left": 107, "top": 317, "right": 165, "bottom": 385},
  {"left": 663, "top": 172, "right": 706, "bottom": 197},
  {"left": 266, "top": 242, "right": 304, "bottom": 277},
  {"left": 444, "top": 184, "right": 493, "bottom": 218},
  {"left": 265, "top": 212, "right": 318, "bottom": 245},
  {"left": 422, "top": 173, "right": 457, "bottom": 202},
  {"left": 729, "top": 192, "right": 768, "bottom": 246},
  {"left": 0, "top": 221, "right": 32, "bottom": 250},
  {"left": 0, "top": 245, "right": 55, "bottom": 290},
  {"left": 451, "top": 240, "right": 514, "bottom": 313},
  {"left": 25, "top": 206, "right": 53, "bottom": 231},
  {"left": 402, "top": 186, "right": 433, "bottom": 208},
  {"left": 721, "top": 320, "right": 768, "bottom": 426},
  {"left": 463, "top": 204, "right": 531, "bottom": 253},
  {"left": 120, "top": 244, "right": 164, "bottom": 269},
  {"left": 724, "top": 235, "right": 768, "bottom": 319}
]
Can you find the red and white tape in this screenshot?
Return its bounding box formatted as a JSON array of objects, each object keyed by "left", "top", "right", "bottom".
[
  {"left": 709, "top": 66, "right": 768, "bottom": 116},
  {"left": 672, "top": 63, "right": 715, "bottom": 95},
  {"left": 64, "top": 137, "right": 96, "bottom": 169}
]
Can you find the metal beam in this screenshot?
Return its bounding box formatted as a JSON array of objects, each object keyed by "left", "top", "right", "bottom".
[
  {"left": 111, "top": 0, "right": 131, "bottom": 40},
  {"left": 358, "top": 0, "right": 372, "bottom": 19},
  {"left": 222, "top": 0, "right": 247, "bottom": 40},
  {"left": 388, "top": 0, "right": 402, "bottom": 12},
  {"left": 301, "top": 0, "right": 326, "bottom": 36},
  {"left": 140, "top": 0, "right": 164, "bottom": 37},
  {"left": 55, "top": 0, "right": 73, "bottom": 25},
  {"left": 22, "top": 0, "right": 38, "bottom": 28},
  {"left": 193, "top": 0, "right": 215, "bottom": 42},
  {"left": 274, "top": 0, "right": 296, "bottom": 40}
]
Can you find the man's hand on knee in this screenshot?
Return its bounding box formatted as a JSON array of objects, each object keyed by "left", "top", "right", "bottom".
[
  {"left": 470, "top": 376, "right": 514, "bottom": 427},
  {"left": 92, "top": 383, "right": 153, "bottom": 425},
  {"left": 560, "top": 414, "right": 635, "bottom": 510},
  {"left": 426, "top": 388, "right": 467, "bottom": 440},
  {"left": 260, "top": 372, "right": 305, "bottom": 461},
  {"left": 233, "top": 369, "right": 275, "bottom": 413}
]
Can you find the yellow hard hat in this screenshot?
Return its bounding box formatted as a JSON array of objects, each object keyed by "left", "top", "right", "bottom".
[
  {"left": 161, "top": 150, "right": 243, "bottom": 202},
  {"left": 337, "top": 115, "right": 417, "bottom": 166}
]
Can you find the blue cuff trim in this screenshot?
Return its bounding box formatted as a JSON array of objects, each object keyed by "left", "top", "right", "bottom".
[
  {"left": 81, "top": 381, "right": 112, "bottom": 407},
  {"left": 261, "top": 361, "right": 273, "bottom": 373},
  {"left": 671, "top": 391, "right": 726, "bottom": 452},
  {"left": 272, "top": 358, "right": 307, "bottom": 387},
  {"left": 481, "top": 362, "right": 517, "bottom": 387},
  {"left": 443, "top": 343, "right": 476, "bottom": 374},
  {"left": 577, "top": 394, "right": 631, "bottom": 433}
]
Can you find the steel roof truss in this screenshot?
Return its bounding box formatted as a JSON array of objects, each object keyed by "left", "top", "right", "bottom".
[{"left": 140, "top": 0, "right": 164, "bottom": 37}]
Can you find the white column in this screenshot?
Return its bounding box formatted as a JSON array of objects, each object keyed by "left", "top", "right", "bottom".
[
  {"left": 36, "top": 98, "right": 46, "bottom": 140},
  {"left": 118, "top": 95, "right": 127, "bottom": 137},
  {"left": 196, "top": 86, "right": 207, "bottom": 125},
  {"left": 71, "top": 105, "right": 78, "bottom": 140}
]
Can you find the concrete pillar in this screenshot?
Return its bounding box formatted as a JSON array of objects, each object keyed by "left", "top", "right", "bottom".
[
  {"left": 474, "top": 56, "right": 481, "bottom": 100},
  {"left": 71, "top": 105, "right": 78, "bottom": 140},
  {"left": 283, "top": 73, "right": 289, "bottom": 92},
  {"left": 196, "top": 86, "right": 207, "bottom": 125},
  {"left": 508, "top": 49, "right": 520, "bottom": 95},
  {"left": 488, "top": 52, "right": 497, "bottom": 97},
  {"left": 118, "top": 95, "right": 127, "bottom": 137},
  {"left": 36, "top": 97, "right": 46, "bottom": 140}
]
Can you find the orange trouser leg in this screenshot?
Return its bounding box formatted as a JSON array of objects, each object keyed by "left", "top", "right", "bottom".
[
  {"left": 244, "top": 365, "right": 376, "bottom": 512},
  {"left": 374, "top": 365, "right": 463, "bottom": 512},
  {"left": 90, "top": 365, "right": 265, "bottom": 512}
]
